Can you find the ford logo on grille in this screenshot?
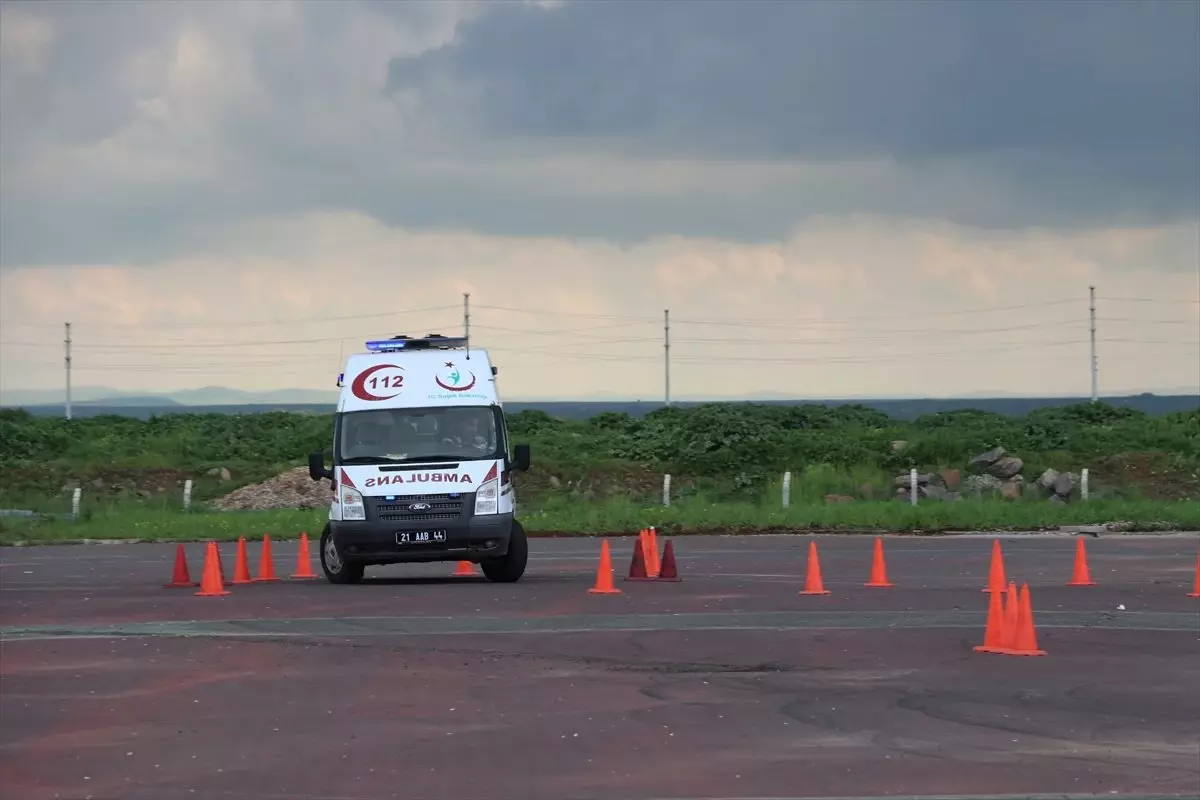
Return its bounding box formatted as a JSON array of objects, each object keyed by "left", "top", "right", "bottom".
[{"left": 408, "top": 502, "right": 432, "bottom": 512}]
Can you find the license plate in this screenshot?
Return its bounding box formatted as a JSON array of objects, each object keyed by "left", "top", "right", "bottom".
[{"left": 396, "top": 530, "right": 447, "bottom": 545}]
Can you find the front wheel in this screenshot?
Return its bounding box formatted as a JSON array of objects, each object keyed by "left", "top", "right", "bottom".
[
  {"left": 480, "top": 520, "right": 528, "bottom": 583},
  {"left": 320, "top": 523, "right": 364, "bottom": 584}
]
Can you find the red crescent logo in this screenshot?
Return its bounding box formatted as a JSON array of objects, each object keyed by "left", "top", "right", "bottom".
[
  {"left": 435, "top": 371, "right": 476, "bottom": 392},
  {"left": 351, "top": 364, "right": 404, "bottom": 401}
]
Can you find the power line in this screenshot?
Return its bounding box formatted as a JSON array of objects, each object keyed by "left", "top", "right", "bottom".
[
  {"left": 1, "top": 305, "right": 461, "bottom": 331},
  {"left": 1097, "top": 296, "right": 1200, "bottom": 305}
]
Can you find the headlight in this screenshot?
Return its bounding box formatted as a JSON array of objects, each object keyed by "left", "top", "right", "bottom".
[
  {"left": 340, "top": 485, "right": 366, "bottom": 520},
  {"left": 474, "top": 463, "right": 499, "bottom": 515}
]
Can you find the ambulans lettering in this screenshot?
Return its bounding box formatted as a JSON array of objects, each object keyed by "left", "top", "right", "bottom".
[{"left": 363, "top": 473, "right": 474, "bottom": 488}]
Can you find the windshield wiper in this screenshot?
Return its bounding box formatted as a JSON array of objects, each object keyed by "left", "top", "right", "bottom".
[
  {"left": 339, "top": 456, "right": 405, "bottom": 465},
  {"left": 395, "top": 455, "right": 468, "bottom": 463}
]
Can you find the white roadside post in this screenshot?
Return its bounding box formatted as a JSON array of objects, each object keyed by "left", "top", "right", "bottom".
[
  {"left": 782, "top": 471, "right": 792, "bottom": 508},
  {"left": 1081, "top": 468, "right": 1090, "bottom": 501},
  {"left": 71, "top": 487, "right": 82, "bottom": 521},
  {"left": 663, "top": 474, "right": 671, "bottom": 507},
  {"left": 910, "top": 468, "right": 919, "bottom": 507},
  {"left": 183, "top": 479, "right": 194, "bottom": 511}
]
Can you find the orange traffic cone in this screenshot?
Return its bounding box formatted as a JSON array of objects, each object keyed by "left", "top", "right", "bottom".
[
  {"left": 643, "top": 527, "right": 662, "bottom": 578},
  {"left": 232, "top": 537, "right": 254, "bottom": 584},
  {"left": 255, "top": 534, "right": 280, "bottom": 582},
  {"left": 1002, "top": 583, "right": 1047, "bottom": 656},
  {"left": 454, "top": 560, "right": 475, "bottom": 576},
  {"left": 799, "top": 541, "right": 831, "bottom": 596},
  {"left": 163, "top": 543, "right": 197, "bottom": 588},
  {"left": 864, "top": 537, "right": 893, "bottom": 588},
  {"left": 588, "top": 540, "right": 622, "bottom": 595},
  {"left": 1067, "top": 536, "right": 1096, "bottom": 586},
  {"left": 291, "top": 532, "right": 317, "bottom": 579},
  {"left": 625, "top": 532, "right": 652, "bottom": 581},
  {"left": 195, "top": 542, "right": 231, "bottom": 597},
  {"left": 973, "top": 582, "right": 1007, "bottom": 653},
  {"left": 998, "top": 581, "right": 1019, "bottom": 651},
  {"left": 656, "top": 539, "right": 681, "bottom": 582},
  {"left": 983, "top": 540, "right": 1006, "bottom": 593},
  {"left": 1186, "top": 553, "right": 1199, "bottom": 598}
]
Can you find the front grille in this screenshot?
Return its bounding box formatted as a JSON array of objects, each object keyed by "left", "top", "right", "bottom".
[
  {"left": 367, "top": 492, "right": 469, "bottom": 524},
  {"left": 378, "top": 512, "right": 460, "bottom": 522}
]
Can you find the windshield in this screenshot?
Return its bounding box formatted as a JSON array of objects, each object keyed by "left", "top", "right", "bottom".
[{"left": 335, "top": 406, "right": 502, "bottom": 464}]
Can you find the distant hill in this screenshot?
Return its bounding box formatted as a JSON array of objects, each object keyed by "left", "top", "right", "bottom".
[{"left": 5, "top": 394, "right": 1197, "bottom": 421}]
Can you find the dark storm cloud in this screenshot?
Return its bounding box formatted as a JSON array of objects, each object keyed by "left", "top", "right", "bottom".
[
  {"left": 2, "top": 0, "right": 1198, "bottom": 270},
  {"left": 388, "top": 0, "right": 1200, "bottom": 205}
]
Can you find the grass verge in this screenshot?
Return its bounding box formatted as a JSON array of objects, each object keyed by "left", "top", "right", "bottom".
[{"left": 2, "top": 497, "right": 1198, "bottom": 545}]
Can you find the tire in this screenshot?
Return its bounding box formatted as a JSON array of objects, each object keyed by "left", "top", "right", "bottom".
[
  {"left": 320, "top": 523, "right": 365, "bottom": 584},
  {"left": 480, "top": 520, "right": 528, "bottom": 583}
]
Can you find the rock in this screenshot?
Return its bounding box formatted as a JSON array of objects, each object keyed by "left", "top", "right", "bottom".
[
  {"left": 1049, "top": 494, "right": 1068, "bottom": 506},
  {"left": 940, "top": 469, "right": 962, "bottom": 490},
  {"left": 1000, "top": 481, "right": 1022, "bottom": 501},
  {"left": 219, "top": 467, "right": 232, "bottom": 482},
  {"left": 1053, "top": 471, "right": 1077, "bottom": 497},
  {"left": 206, "top": 467, "right": 222, "bottom": 477},
  {"left": 548, "top": 476, "right": 561, "bottom": 489},
  {"left": 90, "top": 477, "right": 106, "bottom": 489},
  {"left": 893, "top": 472, "right": 936, "bottom": 487},
  {"left": 891, "top": 440, "right": 908, "bottom": 452},
  {"left": 963, "top": 474, "right": 1005, "bottom": 495},
  {"left": 1037, "top": 468, "right": 1060, "bottom": 491},
  {"left": 969, "top": 447, "right": 1006, "bottom": 470},
  {"left": 987, "top": 456, "right": 1023, "bottom": 479},
  {"left": 920, "top": 484, "right": 955, "bottom": 501},
  {"left": 825, "top": 494, "right": 854, "bottom": 504}
]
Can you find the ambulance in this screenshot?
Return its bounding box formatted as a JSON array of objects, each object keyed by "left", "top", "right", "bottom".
[{"left": 308, "top": 334, "right": 531, "bottom": 584}]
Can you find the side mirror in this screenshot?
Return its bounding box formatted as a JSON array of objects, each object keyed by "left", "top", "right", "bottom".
[
  {"left": 512, "top": 443, "right": 531, "bottom": 473},
  {"left": 308, "top": 452, "right": 332, "bottom": 482}
]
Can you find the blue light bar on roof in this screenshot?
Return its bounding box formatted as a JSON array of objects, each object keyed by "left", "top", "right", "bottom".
[{"left": 365, "top": 336, "right": 470, "bottom": 353}]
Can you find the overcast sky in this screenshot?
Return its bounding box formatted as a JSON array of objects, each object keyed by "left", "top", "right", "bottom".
[{"left": 1, "top": 0, "right": 1197, "bottom": 401}]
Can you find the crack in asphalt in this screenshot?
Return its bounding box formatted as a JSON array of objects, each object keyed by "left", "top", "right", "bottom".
[{"left": 1, "top": 609, "right": 1195, "bottom": 642}]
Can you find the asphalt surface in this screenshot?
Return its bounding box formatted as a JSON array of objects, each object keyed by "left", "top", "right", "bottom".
[{"left": 1, "top": 533, "right": 1198, "bottom": 800}]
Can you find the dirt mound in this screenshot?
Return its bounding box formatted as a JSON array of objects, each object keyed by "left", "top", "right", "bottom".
[{"left": 208, "top": 466, "right": 333, "bottom": 511}]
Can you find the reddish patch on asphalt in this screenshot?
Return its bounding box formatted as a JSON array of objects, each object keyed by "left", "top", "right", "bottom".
[{"left": 2, "top": 629, "right": 1198, "bottom": 800}]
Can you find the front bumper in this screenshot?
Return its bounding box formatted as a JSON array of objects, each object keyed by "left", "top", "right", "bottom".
[{"left": 330, "top": 513, "right": 513, "bottom": 564}]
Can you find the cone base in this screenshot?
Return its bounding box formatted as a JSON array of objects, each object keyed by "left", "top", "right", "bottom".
[
  {"left": 231, "top": 578, "right": 254, "bottom": 585},
  {"left": 1067, "top": 580, "right": 1097, "bottom": 586},
  {"left": 253, "top": 577, "right": 281, "bottom": 582},
  {"left": 972, "top": 645, "right": 1008, "bottom": 653},
  {"left": 195, "top": 589, "right": 231, "bottom": 597},
  {"left": 994, "top": 648, "right": 1047, "bottom": 656},
  {"left": 655, "top": 576, "right": 682, "bottom": 582},
  {"left": 1187, "top": 592, "right": 1199, "bottom": 598},
  {"left": 799, "top": 590, "right": 831, "bottom": 596},
  {"left": 588, "top": 587, "right": 623, "bottom": 595},
  {"left": 865, "top": 581, "right": 894, "bottom": 588}
]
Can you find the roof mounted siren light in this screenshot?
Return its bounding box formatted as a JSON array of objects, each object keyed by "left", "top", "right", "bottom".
[{"left": 364, "top": 334, "right": 470, "bottom": 353}]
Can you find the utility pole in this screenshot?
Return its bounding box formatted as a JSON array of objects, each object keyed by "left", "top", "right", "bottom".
[
  {"left": 463, "top": 292, "right": 471, "bottom": 359},
  {"left": 64, "top": 322, "right": 72, "bottom": 420},
  {"left": 1089, "top": 285, "right": 1098, "bottom": 403},
  {"left": 664, "top": 309, "right": 671, "bottom": 407}
]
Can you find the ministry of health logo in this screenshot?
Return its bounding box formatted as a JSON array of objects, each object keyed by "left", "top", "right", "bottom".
[{"left": 434, "top": 361, "right": 477, "bottom": 392}]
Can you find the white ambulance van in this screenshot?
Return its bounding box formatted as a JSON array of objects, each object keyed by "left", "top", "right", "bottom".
[{"left": 308, "top": 334, "right": 531, "bottom": 584}]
